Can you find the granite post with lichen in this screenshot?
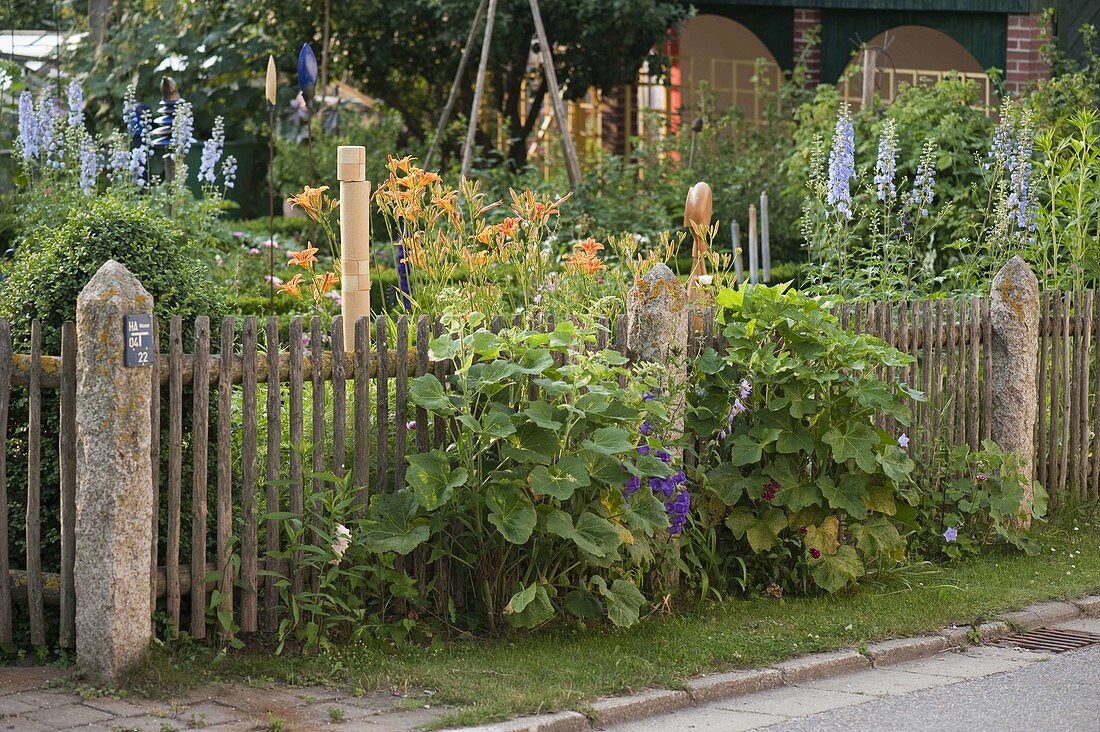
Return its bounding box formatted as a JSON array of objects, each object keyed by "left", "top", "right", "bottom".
[
  {"left": 627, "top": 262, "right": 689, "bottom": 434},
  {"left": 990, "top": 255, "right": 1040, "bottom": 523},
  {"left": 74, "top": 260, "right": 154, "bottom": 681}
]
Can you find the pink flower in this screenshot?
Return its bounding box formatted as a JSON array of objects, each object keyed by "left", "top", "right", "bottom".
[
  {"left": 977, "top": 474, "right": 988, "bottom": 482},
  {"left": 406, "top": 420, "right": 416, "bottom": 430},
  {"left": 248, "top": 247, "right": 260, "bottom": 255}
]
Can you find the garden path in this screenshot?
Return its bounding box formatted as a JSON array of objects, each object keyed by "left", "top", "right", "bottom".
[{"left": 0, "top": 667, "right": 446, "bottom": 731}]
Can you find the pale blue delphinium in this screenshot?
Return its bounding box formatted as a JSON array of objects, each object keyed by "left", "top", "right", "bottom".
[
  {"left": 17, "top": 91, "right": 39, "bottom": 159},
  {"left": 908, "top": 140, "right": 938, "bottom": 218},
  {"left": 79, "top": 143, "right": 98, "bottom": 194},
  {"left": 38, "top": 94, "right": 59, "bottom": 168},
  {"left": 198, "top": 116, "right": 225, "bottom": 184},
  {"left": 873, "top": 120, "right": 897, "bottom": 201},
  {"left": 943, "top": 526, "right": 958, "bottom": 542},
  {"left": 66, "top": 79, "right": 84, "bottom": 127},
  {"left": 170, "top": 100, "right": 195, "bottom": 160},
  {"left": 221, "top": 155, "right": 238, "bottom": 189},
  {"left": 1006, "top": 118, "right": 1037, "bottom": 233},
  {"left": 826, "top": 104, "right": 855, "bottom": 220}
]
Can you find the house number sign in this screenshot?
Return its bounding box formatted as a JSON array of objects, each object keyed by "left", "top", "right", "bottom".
[{"left": 123, "top": 314, "right": 153, "bottom": 367}]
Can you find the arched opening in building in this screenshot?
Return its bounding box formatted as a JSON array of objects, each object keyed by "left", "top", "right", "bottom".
[
  {"left": 839, "top": 25, "right": 996, "bottom": 110},
  {"left": 638, "top": 14, "right": 782, "bottom": 136}
]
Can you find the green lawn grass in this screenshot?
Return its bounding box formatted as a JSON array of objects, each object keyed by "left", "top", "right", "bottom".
[{"left": 125, "top": 521, "right": 1100, "bottom": 728}]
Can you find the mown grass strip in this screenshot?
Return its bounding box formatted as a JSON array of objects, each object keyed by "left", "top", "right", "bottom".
[{"left": 124, "top": 525, "right": 1100, "bottom": 728}]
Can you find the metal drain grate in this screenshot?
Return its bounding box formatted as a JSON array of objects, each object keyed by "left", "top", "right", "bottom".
[{"left": 993, "top": 627, "right": 1100, "bottom": 654}]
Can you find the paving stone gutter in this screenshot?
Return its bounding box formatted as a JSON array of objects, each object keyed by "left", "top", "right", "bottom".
[{"left": 455, "top": 595, "right": 1100, "bottom": 732}]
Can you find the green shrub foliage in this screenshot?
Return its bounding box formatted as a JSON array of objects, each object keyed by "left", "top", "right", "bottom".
[
  {"left": 0, "top": 192, "right": 227, "bottom": 350},
  {"left": 689, "top": 284, "right": 919, "bottom": 594}
]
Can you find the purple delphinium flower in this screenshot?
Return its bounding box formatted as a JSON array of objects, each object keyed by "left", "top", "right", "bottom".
[
  {"left": 943, "top": 526, "right": 958, "bottom": 542},
  {"left": 198, "top": 116, "right": 225, "bottom": 184},
  {"left": 17, "top": 91, "right": 39, "bottom": 160},
  {"left": 826, "top": 104, "right": 855, "bottom": 220},
  {"left": 655, "top": 449, "right": 672, "bottom": 464},
  {"left": 907, "top": 139, "right": 938, "bottom": 218},
  {"left": 66, "top": 79, "right": 84, "bottom": 127},
  {"left": 640, "top": 422, "right": 654, "bottom": 436},
  {"left": 636, "top": 444, "right": 650, "bottom": 457},
  {"left": 873, "top": 119, "right": 897, "bottom": 201},
  {"left": 642, "top": 392, "right": 656, "bottom": 401}
]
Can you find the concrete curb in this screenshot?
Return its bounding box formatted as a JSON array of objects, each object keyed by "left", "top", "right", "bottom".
[
  {"left": 451, "top": 597, "right": 1088, "bottom": 731},
  {"left": 589, "top": 690, "right": 692, "bottom": 727},
  {"left": 773, "top": 649, "right": 869, "bottom": 683},
  {"left": 1072, "top": 595, "right": 1100, "bottom": 617},
  {"left": 684, "top": 669, "right": 782, "bottom": 703},
  {"left": 866, "top": 634, "right": 950, "bottom": 666}
]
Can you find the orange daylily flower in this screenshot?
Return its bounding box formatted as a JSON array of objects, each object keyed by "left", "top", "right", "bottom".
[
  {"left": 576, "top": 238, "right": 604, "bottom": 256},
  {"left": 314, "top": 271, "right": 339, "bottom": 297},
  {"left": 276, "top": 273, "right": 305, "bottom": 297},
  {"left": 287, "top": 245, "right": 320, "bottom": 269},
  {"left": 286, "top": 186, "right": 330, "bottom": 220},
  {"left": 475, "top": 227, "right": 494, "bottom": 246},
  {"left": 497, "top": 217, "right": 521, "bottom": 239},
  {"left": 388, "top": 155, "right": 414, "bottom": 174},
  {"left": 563, "top": 250, "right": 607, "bottom": 276}
]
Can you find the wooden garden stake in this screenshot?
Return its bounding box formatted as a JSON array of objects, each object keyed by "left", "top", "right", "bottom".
[
  {"left": 684, "top": 182, "right": 713, "bottom": 323},
  {"left": 339, "top": 146, "right": 371, "bottom": 351},
  {"left": 748, "top": 204, "right": 759, "bottom": 284}
]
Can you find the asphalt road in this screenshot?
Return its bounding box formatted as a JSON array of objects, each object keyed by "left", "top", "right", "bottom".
[{"left": 766, "top": 645, "right": 1100, "bottom": 732}]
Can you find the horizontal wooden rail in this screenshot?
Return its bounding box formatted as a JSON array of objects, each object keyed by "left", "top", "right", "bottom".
[{"left": 5, "top": 563, "right": 236, "bottom": 605}]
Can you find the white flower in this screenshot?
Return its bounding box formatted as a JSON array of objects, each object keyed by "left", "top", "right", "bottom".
[
  {"left": 330, "top": 523, "right": 351, "bottom": 564},
  {"left": 697, "top": 275, "right": 713, "bottom": 286},
  {"left": 0, "top": 68, "right": 12, "bottom": 92}
]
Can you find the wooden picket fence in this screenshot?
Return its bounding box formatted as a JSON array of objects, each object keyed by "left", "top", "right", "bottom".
[
  {"left": 837, "top": 291, "right": 1100, "bottom": 505},
  {"left": 2, "top": 290, "right": 1098, "bottom": 647}
]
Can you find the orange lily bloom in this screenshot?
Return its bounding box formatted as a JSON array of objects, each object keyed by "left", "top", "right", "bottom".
[
  {"left": 576, "top": 238, "right": 604, "bottom": 256},
  {"left": 314, "top": 271, "right": 339, "bottom": 297},
  {"left": 286, "top": 186, "right": 330, "bottom": 220},
  {"left": 276, "top": 273, "right": 305, "bottom": 297},
  {"left": 497, "top": 217, "right": 521, "bottom": 239},
  {"left": 287, "top": 245, "right": 320, "bottom": 269}
]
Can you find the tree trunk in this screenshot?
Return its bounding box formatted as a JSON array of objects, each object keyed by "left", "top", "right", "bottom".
[{"left": 88, "top": 0, "right": 112, "bottom": 47}]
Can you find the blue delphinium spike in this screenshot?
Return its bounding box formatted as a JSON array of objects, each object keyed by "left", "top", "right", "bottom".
[{"left": 298, "top": 43, "right": 318, "bottom": 106}]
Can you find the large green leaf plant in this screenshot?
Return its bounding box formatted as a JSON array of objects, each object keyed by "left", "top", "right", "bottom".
[
  {"left": 371, "top": 313, "right": 679, "bottom": 631},
  {"left": 689, "top": 284, "right": 921, "bottom": 594}
]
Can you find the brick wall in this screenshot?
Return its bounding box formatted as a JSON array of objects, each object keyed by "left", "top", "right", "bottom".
[
  {"left": 793, "top": 8, "right": 822, "bottom": 85},
  {"left": 1005, "top": 12, "right": 1050, "bottom": 96}
]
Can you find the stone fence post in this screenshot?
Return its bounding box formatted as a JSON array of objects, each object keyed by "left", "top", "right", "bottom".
[
  {"left": 989, "top": 256, "right": 1040, "bottom": 523},
  {"left": 74, "top": 260, "right": 154, "bottom": 681},
  {"left": 627, "top": 263, "right": 690, "bottom": 436}
]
